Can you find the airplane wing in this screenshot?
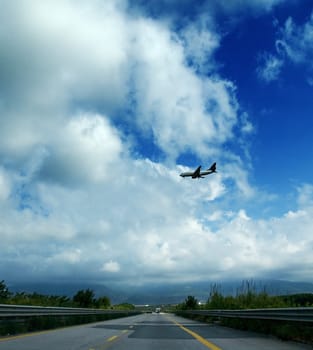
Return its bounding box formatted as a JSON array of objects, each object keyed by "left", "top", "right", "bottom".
[
  {"left": 192, "top": 165, "right": 201, "bottom": 178},
  {"left": 180, "top": 165, "right": 201, "bottom": 178}
]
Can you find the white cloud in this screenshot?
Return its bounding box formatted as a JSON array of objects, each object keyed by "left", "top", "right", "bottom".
[
  {"left": 0, "top": 0, "right": 129, "bottom": 107},
  {"left": 0, "top": 168, "right": 10, "bottom": 201},
  {"left": 49, "top": 249, "right": 82, "bottom": 265},
  {"left": 240, "top": 112, "right": 254, "bottom": 134},
  {"left": 130, "top": 17, "right": 239, "bottom": 159},
  {"left": 257, "top": 52, "right": 284, "bottom": 82},
  {"left": 257, "top": 12, "right": 313, "bottom": 82},
  {"left": 1, "top": 0, "right": 312, "bottom": 288},
  {"left": 101, "top": 260, "right": 121, "bottom": 273},
  {"left": 1, "top": 161, "right": 313, "bottom": 283},
  {"left": 297, "top": 184, "right": 313, "bottom": 208},
  {"left": 223, "top": 161, "right": 255, "bottom": 198},
  {"left": 180, "top": 15, "right": 220, "bottom": 74},
  {"left": 276, "top": 14, "right": 313, "bottom": 65},
  {"left": 40, "top": 113, "right": 123, "bottom": 185},
  {"left": 212, "top": 202, "right": 313, "bottom": 281},
  {"left": 0, "top": 0, "right": 243, "bottom": 164},
  {"left": 0, "top": 0, "right": 130, "bottom": 168}
]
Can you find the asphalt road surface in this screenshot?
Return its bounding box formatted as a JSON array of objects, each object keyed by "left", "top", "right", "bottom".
[{"left": 0, "top": 313, "right": 311, "bottom": 350}]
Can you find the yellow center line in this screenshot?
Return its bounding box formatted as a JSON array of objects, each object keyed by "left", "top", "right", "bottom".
[
  {"left": 107, "top": 335, "right": 118, "bottom": 342},
  {"left": 170, "top": 318, "right": 222, "bottom": 350},
  {"left": 105, "top": 328, "right": 129, "bottom": 344}
]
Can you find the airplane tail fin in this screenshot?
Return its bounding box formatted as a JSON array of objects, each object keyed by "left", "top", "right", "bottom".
[{"left": 208, "top": 162, "right": 217, "bottom": 172}]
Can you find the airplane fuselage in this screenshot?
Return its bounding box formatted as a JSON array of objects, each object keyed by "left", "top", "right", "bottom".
[
  {"left": 179, "top": 163, "right": 217, "bottom": 179},
  {"left": 179, "top": 170, "right": 214, "bottom": 178}
]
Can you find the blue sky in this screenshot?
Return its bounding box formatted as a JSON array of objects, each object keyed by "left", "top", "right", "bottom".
[
  {"left": 215, "top": 1, "right": 313, "bottom": 213},
  {"left": 1, "top": 0, "right": 313, "bottom": 288}
]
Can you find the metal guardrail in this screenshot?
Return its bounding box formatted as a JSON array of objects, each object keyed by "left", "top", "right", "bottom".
[
  {"left": 178, "top": 307, "right": 313, "bottom": 323},
  {"left": 2, "top": 305, "right": 313, "bottom": 323},
  {"left": 0, "top": 304, "right": 139, "bottom": 318}
]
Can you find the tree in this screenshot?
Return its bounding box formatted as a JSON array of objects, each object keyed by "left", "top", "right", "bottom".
[
  {"left": 184, "top": 295, "right": 198, "bottom": 310},
  {"left": 0, "top": 280, "right": 11, "bottom": 302},
  {"left": 95, "top": 296, "right": 111, "bottom": 309},
  {"left": 73, "top": 289, "right": 95, "bottom": 308}
]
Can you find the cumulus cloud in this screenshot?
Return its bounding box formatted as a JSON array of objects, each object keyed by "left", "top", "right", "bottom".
[
  {"left": 0, "top": 0, "right": 312, "bottom": 288},
  {"left": 0, "top": 0, "right": 243, "bottom": 163},
  {"left": 128, "top": 16, "right": 240, "bottom": 160},
  {"left": 0, "top": 0, "right": 129, "bottom": 107},
  {"left": 2, "top": 159, "right": 313, "bottom": 285},
  {"left": 218, "top": 207, "right": 313, "bottom": 280},
  {"left": 39, "top": 113, "right": 123, "bottom": 185},
  {"left": 101, "top": 261, "right": 121, "bottom": 273}
]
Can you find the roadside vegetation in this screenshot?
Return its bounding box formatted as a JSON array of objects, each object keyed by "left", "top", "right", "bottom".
[
  {"left": 0, "top": 280, "right": 136, "bottom": 336},
  {"left": 175, "top": 280, "right": 313, "bottom": 345},
  {"left": 176, "top": 280, "right": 313, "bottom": 310},
  {"left": 0, "top": 280, "right": 113, "bottom": 309}
]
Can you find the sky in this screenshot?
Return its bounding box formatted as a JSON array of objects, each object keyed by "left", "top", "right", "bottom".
[{"left": 1, "top": 0, "right": 313, "bottom": 289}]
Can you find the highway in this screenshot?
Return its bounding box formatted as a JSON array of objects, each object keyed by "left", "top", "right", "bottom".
[{"left": 0, "top": 313, "right": 311, "bottom": 350}]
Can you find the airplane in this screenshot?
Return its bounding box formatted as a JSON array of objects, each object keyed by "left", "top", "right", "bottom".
[{"left": 180, "top": 162, "right": 217, "bottom": 179}]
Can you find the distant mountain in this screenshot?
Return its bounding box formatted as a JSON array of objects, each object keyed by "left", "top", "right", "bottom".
[
  {"left": 122, "top": 279, "right": 313, "bottom": 305},
  {"left": 7, "top": 279, "right": 313, "bottom": 305}
]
